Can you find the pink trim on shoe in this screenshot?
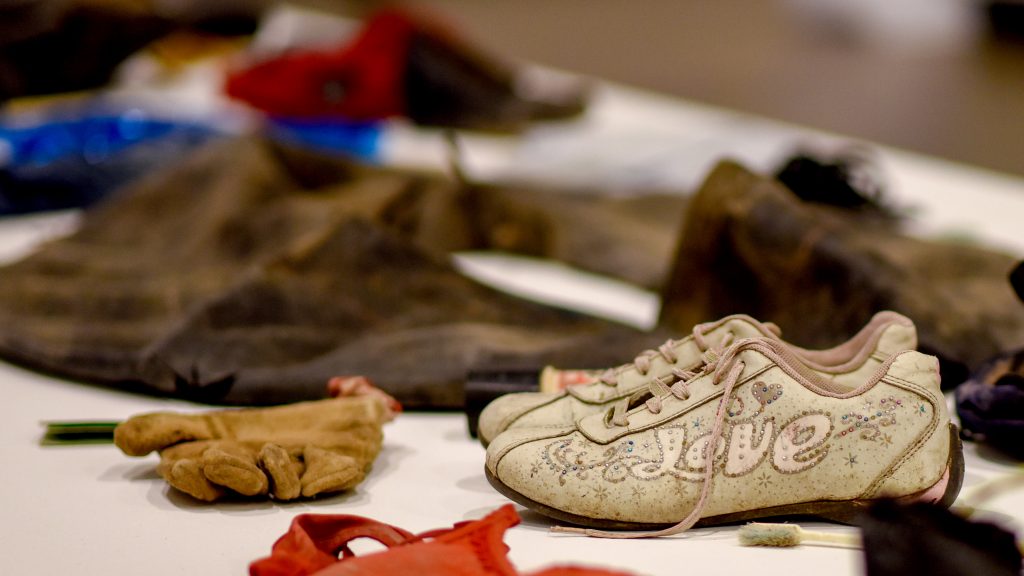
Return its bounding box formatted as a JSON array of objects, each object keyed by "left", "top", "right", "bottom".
[{"left": 898, "top": 466, "right": 950, "bottom": 505}]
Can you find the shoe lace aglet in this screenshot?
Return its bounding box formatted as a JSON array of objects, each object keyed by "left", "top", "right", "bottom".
[
  {"left": 550, "top": 525, "right": 587, "bottom": 535},
  {"left": 549, "top": 525, "right": 637, "bottom": 539}
]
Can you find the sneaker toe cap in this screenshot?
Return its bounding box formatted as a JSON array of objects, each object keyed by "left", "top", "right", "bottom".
[
  {"left": 486, "top": 428, "right": 604, "bottom": 521},
  {"left": 478, "top": 392, "right": 566, "bottom": 445},
  {"left": 485, "top": 425, "right": 575, "bottom": 476}
]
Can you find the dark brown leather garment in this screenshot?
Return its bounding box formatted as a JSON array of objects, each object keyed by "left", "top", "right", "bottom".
[
  {"left": 660, "top": 161, "right": 1024, "bottom": 386},
  {"left": 0, "top": 138, "right": 677, "bottom": 407},
  {"left": 402, "top": 22, "right": 588, "bottom": 132},
  {"left": 0, "top": 138, "right": 395, "bottom": 385},
  {"left": 141, "top": 217, "right": 671, "bottom": 407}
]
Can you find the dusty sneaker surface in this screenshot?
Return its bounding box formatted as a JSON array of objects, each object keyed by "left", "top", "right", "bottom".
[
  {"left": 477, "top": 311, "right": 917, "bottom": 446},
  {"left": 485, "top": 336, "right": 962, "bottom": 537}
]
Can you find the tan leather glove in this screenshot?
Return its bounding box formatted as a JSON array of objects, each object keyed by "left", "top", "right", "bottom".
[{"left": 114, "top": 393, "right": 392, "bottom": 502}]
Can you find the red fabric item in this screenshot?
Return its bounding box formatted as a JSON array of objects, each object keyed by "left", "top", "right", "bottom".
[
  {"left": 225, "top": 11, "right": 415, "bottom": 120},
  {"left": 249, "top": 505, "right": 634, "bottom": 576}
]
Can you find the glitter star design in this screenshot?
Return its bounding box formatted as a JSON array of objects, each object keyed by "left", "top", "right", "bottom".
[
  {"left": 880, "top": 433, "right": 893, "bottom": 447},
  {"left": 692, "top": 417, "right": 704, "bottom": 429},
  {"left": 755, "top": 469, "right": 773, "bottom": 489},
  {"left": 593, "top": 485, "right": 610, "bottom": 503},
  {"left": 846, "top": 454, "right": 858, "bottom": 468},
  {"left": 918, "top": 404, "right": 928, "bottom": 416},
  {"left": 530, "top": 463, "right": 541, "bottom": 477},
  {"left": 631, "top": 485, "right": 647, "bottom": 501}
]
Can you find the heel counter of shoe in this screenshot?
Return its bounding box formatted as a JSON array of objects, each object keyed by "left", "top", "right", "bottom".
[
  {"left": 866, "top": 351, "right": 952, "bottom": 499},
  {"left": 874, "top": 319, "right": 918, "bottom": 359}
]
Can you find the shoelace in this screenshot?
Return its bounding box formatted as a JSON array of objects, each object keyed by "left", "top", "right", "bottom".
[
  {"left": 553, "top": 339, "right": 751, "bottom": 539},
  {"left": 598, "top": 322, "right": 734, "bottom": 388},
  {"left": 606, "top": 347, "right": 724, "bottom": 428}
]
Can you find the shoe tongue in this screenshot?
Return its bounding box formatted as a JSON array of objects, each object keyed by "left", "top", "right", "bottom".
[
  {"left": 701, "top": 347, "right": 720, "bottom": 365},
  {"left": 627, "top": 388, "right": 654, "bottom": 411}
]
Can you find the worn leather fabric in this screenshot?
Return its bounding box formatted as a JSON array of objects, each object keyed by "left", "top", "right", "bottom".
[
  {"left": 140, "top": 215, "right": 669, "bottom": 407},
  {"left": 0, "top": 137, "right": 680, "bottom": 407},
  {"left": 660, "top": 161, "right": 1024, "bottom": 388}
]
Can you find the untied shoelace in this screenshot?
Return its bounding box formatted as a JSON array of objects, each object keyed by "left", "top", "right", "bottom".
[{"left": 552, "top": 339, "right": 753, "bottom": 539}]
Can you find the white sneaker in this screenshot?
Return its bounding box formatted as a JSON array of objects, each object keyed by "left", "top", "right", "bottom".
[
  {"left": 485, "top": 336, "right": 962, "bottom": 537},
  {"left": 477, "top": 311, "right": 917, "bottom": 447}
]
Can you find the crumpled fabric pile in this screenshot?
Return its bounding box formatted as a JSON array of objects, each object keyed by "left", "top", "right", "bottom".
[
  {"left": 660, "top": 160, "right": 1024, "bottom": 388},
  {"left": 0, "top": 137, "right": 682, "bottom": 407}
]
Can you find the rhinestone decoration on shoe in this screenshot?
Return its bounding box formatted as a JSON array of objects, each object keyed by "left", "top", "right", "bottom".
[
  {"left": 532, "top": 386, "right": 923, "bottom": 489},
  {"left": 834, "top": 395, "right": 910, "bottom": 442},
  {"left": 536, "top": 409, "right": 838, "bottom": 486}
]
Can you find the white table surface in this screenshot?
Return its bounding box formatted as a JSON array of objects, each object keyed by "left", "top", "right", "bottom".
[
  {"left": 3, "top": 81, "right": 1024, "bottom": 575},
  {"left": 5, "top": 360, "right": 1024, "bottom": 576}
]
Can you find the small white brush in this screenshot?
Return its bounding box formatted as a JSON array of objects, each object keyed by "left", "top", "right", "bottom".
[{"left": 738, "top": 522, "right": 861, "bottom": 548}]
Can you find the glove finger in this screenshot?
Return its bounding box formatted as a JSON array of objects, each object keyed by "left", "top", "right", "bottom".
[
  {"left": 259, "top": 443, "right": 302, "bottom": 501},
  {"left": 158, "top": 457, "right": 225, "bottom": 502},
  {"left": 114, "top": 413, "right": 212, "bottom": 456},
  {"left": 202, "top": 447, "right": 268, "bottom": 496},
  {"left": 300, "top": 445, "right": 362, "bottom": 497}
]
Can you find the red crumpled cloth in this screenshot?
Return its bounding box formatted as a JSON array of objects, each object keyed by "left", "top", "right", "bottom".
[
  {"left": 225, "top": 10, "right": 418, "bottom": 120},
  {"left": 250, "top": 505, "right": 634, "bottom": 576}
]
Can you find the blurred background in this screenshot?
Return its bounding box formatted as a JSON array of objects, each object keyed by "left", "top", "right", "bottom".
[
  {"left": 4, "top": 0, "right": 1024, "bottom": 175},
  {"left": 412, "top": 0, "right": 1024, "bottom": 177}
]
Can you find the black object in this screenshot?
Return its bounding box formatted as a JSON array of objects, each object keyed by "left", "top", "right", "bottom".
[
  {"left": 1010, "top": 261, "right": 1024, "bottom": 303},
  {"left": 956, "top": 350, "right": 1024, "bottom": 458},
  {"left": 860, "top": 500, "right": 1021, "bottom": 576},
  {"left": 464, "top": 368, "right": 541, "bottom": 437},
  {"left": 953, "top": 262, "right": 1024, "bottom": 457},
  {"left": 775, "top": 152, "right": 893, "bottom": 216},
  {"left": 661, "top": 161, "right": 1024, "bottom": 393},
  {"left": 0, "top": 6, "right": 173, "bottom": 102},
  {"left": 0, "top": 4, "right": 261, "bottom": 103},
  {"left": 987, "top": 1, "right": 1024, "bottom": 42},
  {"left": 403, "top": 30, "right": 586, "bottom": 132}
]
